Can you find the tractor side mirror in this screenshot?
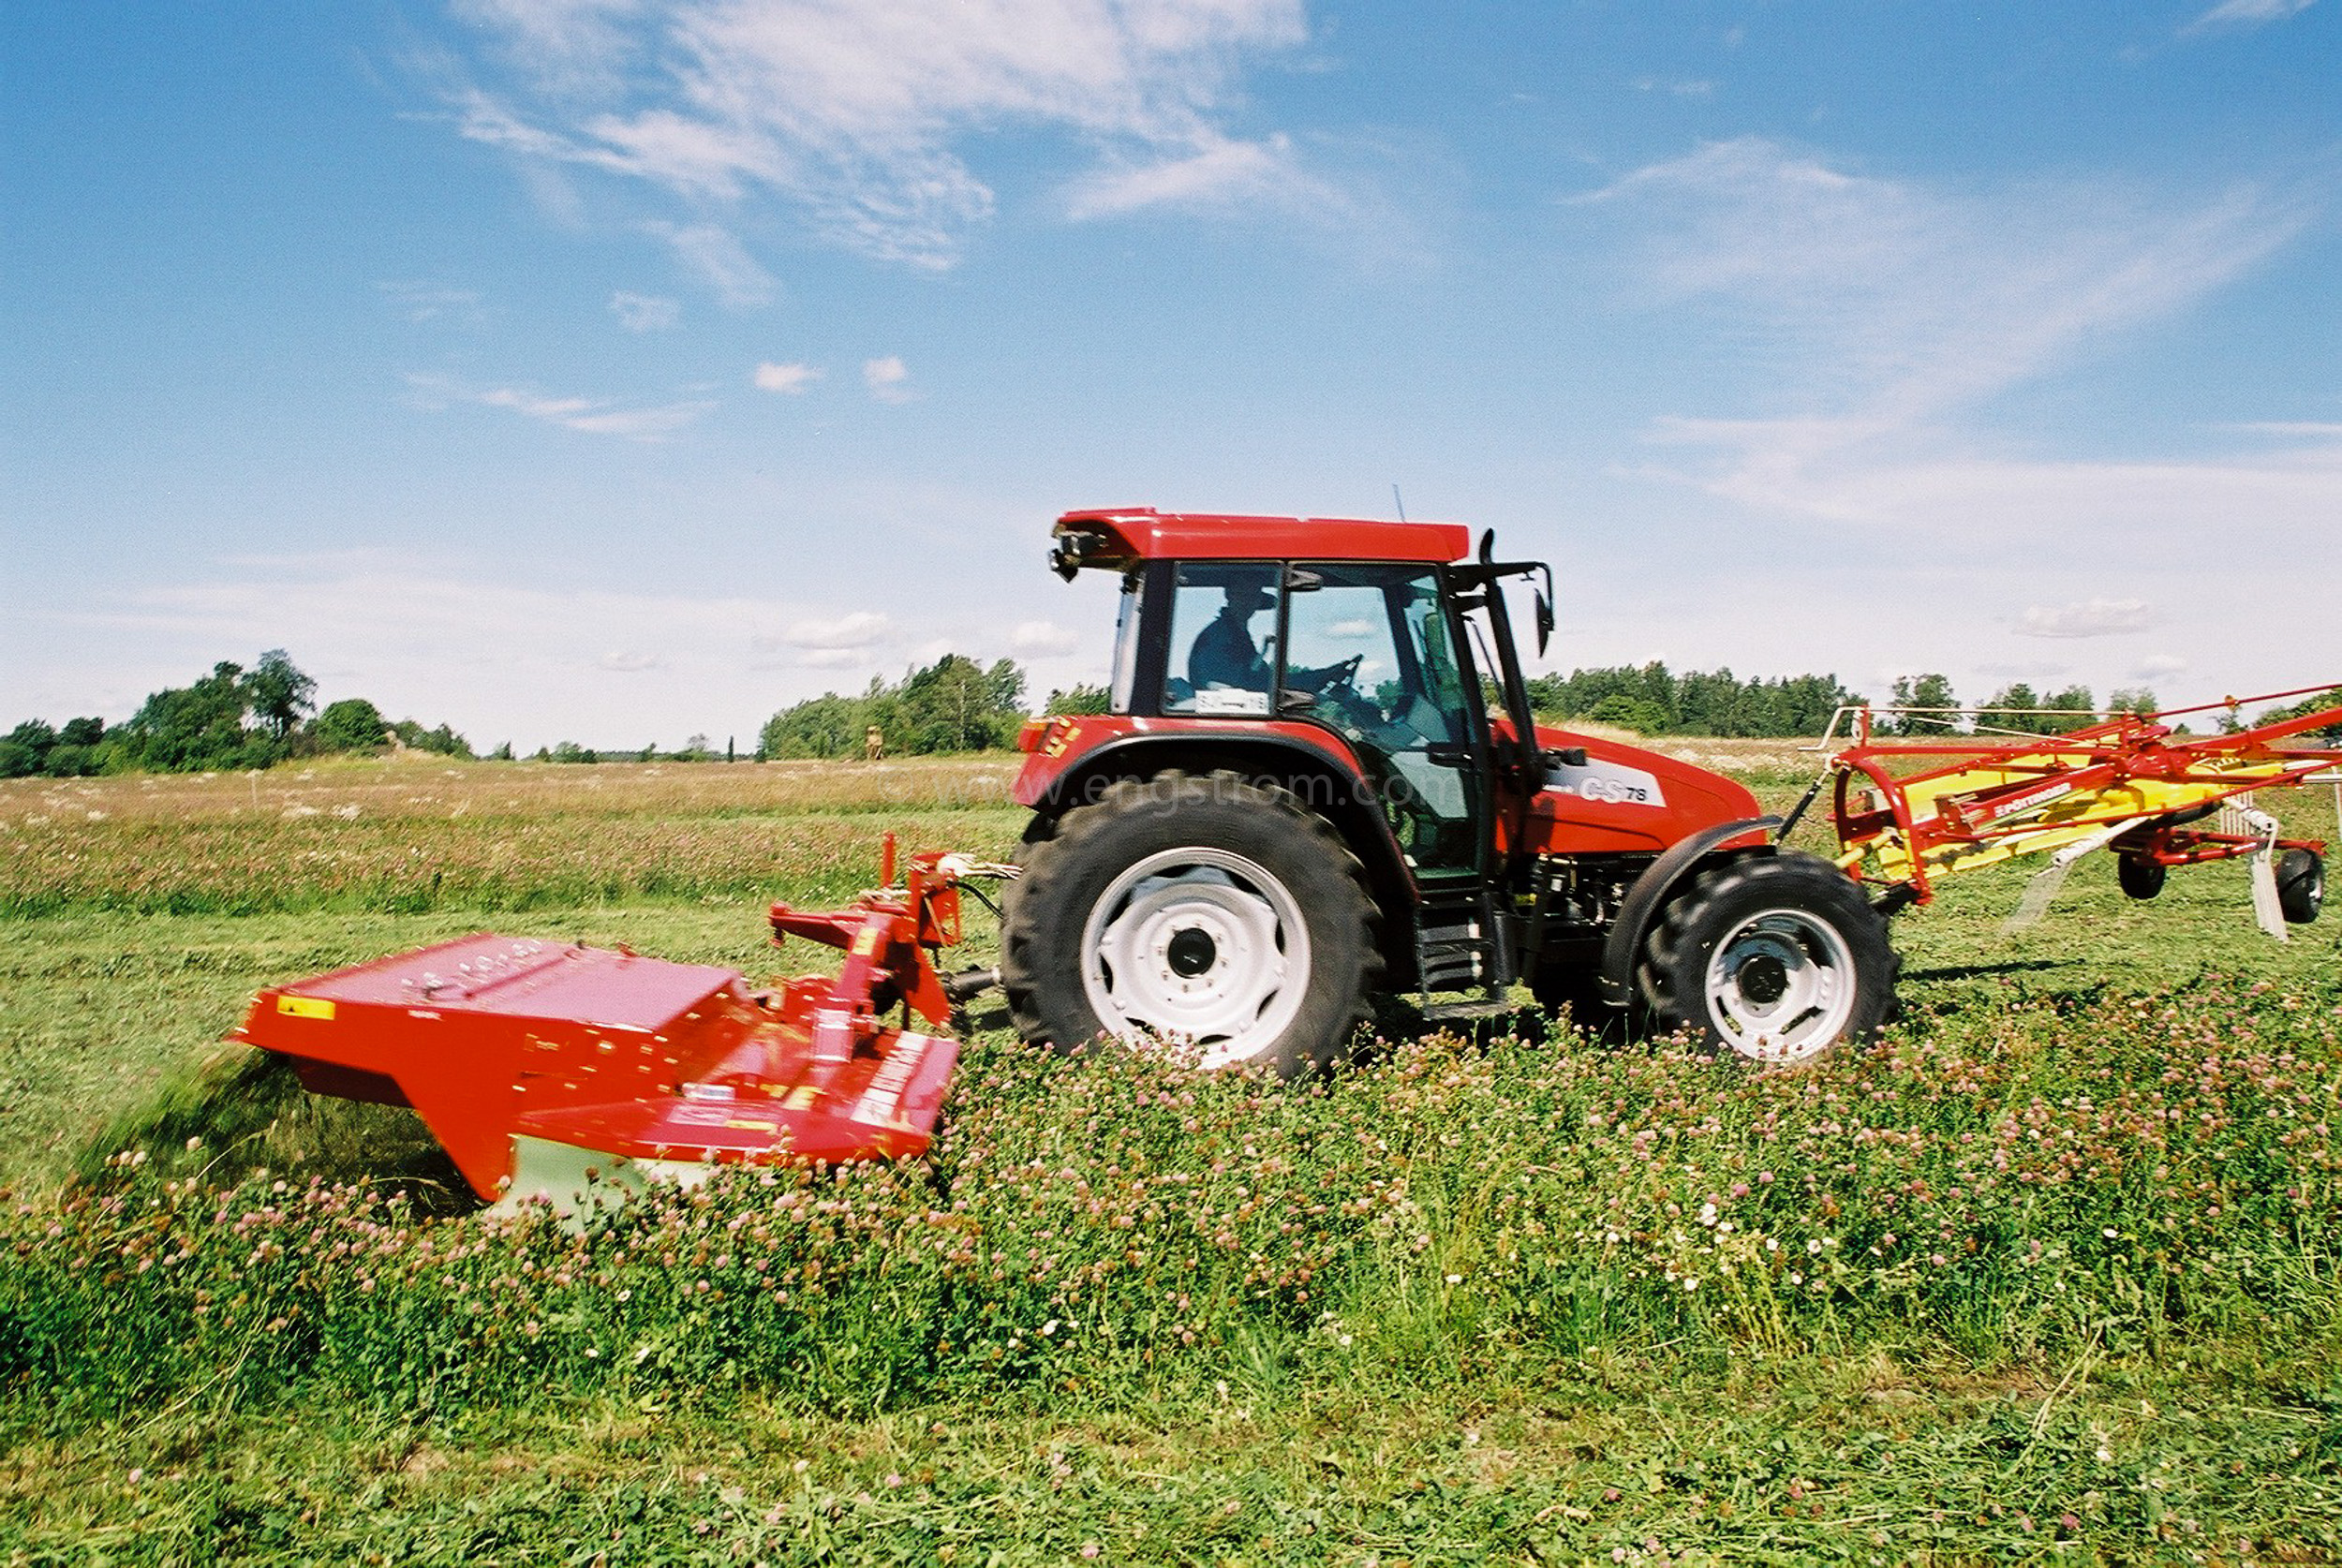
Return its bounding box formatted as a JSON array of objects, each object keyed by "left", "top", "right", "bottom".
[{"left": 1534, "top": 590, "right": 1554, "bottom": 656}]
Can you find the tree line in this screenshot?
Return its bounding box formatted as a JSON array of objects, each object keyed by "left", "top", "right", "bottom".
[
  {"left": 14, "top": 648, "right": 2322, "bottom": 778},
  {"left": 758, "top": 655, "right": 1030, "bottom": 759},
  {"left": 1871, "top": 674, "right": 2161, "bottom": 735},
  {"left": 1, "top": 651, "right": 478, "bottom": 778},
  {"left": 1520, "top": 664, "right": 2182, "bottom": 738},
  {"left": 1524, "top": 663, "right": 1867, "bottom": 737}
]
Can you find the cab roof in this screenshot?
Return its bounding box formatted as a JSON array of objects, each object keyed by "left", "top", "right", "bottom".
[{"left": 1054, "top": 507, "right": 1472, "bottom": 568}]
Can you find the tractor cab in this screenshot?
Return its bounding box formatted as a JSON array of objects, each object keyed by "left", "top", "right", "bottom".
[
  {"left": 1036, "top": 508, "right": 1555, "bottom": 891},
  {"left": 1155, "top": 556, "right": 1487, "bottom": 879}
]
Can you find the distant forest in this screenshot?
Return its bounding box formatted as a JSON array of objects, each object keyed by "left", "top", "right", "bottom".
[
  {"left": 758, "top": 655, "right": 1029, "bottom": 760},
  {"left": 1523, "top": 664, "right": 1865, "bottom": 738},
  {"left": 11, "top": 652, "right": 2330, "bottom": 777},
  {"left": 1, "top": 651, "right": 479, "bottom": 778}
]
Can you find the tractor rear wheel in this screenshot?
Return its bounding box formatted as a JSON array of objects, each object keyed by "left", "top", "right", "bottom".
[
  {"left": 2277, "top": 848, "right": 2324, "bottom": 925},
  {"left": 1001, "top": 771, "right": 1380, "bottom": 1075},
  {"left": 2117, "top": 855, "right": 2167, "bottom": 900},
  {"left": 1638, "top": 852, "right": 1897, "bottom": 1069}
]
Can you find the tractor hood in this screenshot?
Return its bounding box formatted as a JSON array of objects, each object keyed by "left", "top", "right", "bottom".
[{"left": 1519, "top": 724, "right": 1766, "bottom": 856}]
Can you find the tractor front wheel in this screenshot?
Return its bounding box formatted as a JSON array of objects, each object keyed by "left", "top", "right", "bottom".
[
  {"left": 1638, "top": 853, "right": 1897, "bottom": 1069},
  {"left": 1002, "top": 771, "right": 1379, "bottom": 1075}
]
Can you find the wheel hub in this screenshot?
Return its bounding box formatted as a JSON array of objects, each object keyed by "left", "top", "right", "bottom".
[
  {"left": 1080, "top": 850, "right": 1311, "bottom": 1068},
  {"left": 1165, "top": 925, "right": 1218, "bottom": 977},
  {"left": 1703, "top": 910, "right": 1858, "bottom": 1065},
  {"left": 1734, "top": 951, "right": 1790, "bottom": 1005}
]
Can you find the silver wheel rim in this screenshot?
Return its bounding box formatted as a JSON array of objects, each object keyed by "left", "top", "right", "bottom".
[
  {"left": 1079, "top": 847, "right": 1310, "bottom": 1068},
  {"left": 1701, "top": 909, "right": 1858, "bottom": 1065}
]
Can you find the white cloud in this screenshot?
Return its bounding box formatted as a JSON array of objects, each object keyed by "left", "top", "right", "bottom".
[
  {"left": 1061, "top": 131, "right": 1336, "bottom": 222},
  {"left": 863, "top": 355, "right": 913, "bottom": 403},
  {"left": 754, "top": 361, "right": 821, "bottom": 393},
  {"left": 380, "top": 281, "right": 483, "bottom": 323},
  {"left": 1636, "top": 421, "right": 2342, "bottom": 549},
  {"left": 1628, "top": 76, "right": 1714, "bottom": 97},
  {"left": 452, "top": 0, "right": 647, "bottom": 98},
  {"left": 782, "top": 610, "right": 890, "bottom": 649},
  {"left": 17, "top": 561, "right": 897, "bottom": 750},
  {"left": 1589, "top": 139, "right": 2337, "bottom": 576},
  {"left": 2014, "top": 598, "right": 2157, "bottom": 639},
  {"left": 560, "top": 403, "right": 713, "bottom": 438},
  {"left": 645, "top": 220, "right": 778, "bottom": 303},
  {"left": 796, "top": 647, "right": 872, "bottom": 670},
  {"left": 1008, "top": 619, "right": 1079, "bottom": 656},
  {"left": 446, "top": 0, "right": 1316, "bottom": 268},
  {"left": 609, "top": 290, "right": 681, "bottom": 330},
  {"left": 2230, "top": 421, "right": 2342, "bottom": 441},
  {"left": 1973, "top": 661, "right": 2075, "bottom": 681},
  {"left": 1585, "top": 138, "right": 2305, "bottom": 428},
  {"left": 2133, "top": 654, "right": 2191, "bottom": 679},
  {"left": 2182, "top": 0, "right": 2316, "bottom": 35},
  {"left": 408, "top": 373, "right": 715, "bottom": 440}
]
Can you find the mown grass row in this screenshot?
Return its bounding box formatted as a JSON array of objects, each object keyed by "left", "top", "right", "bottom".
[
  {"left": 9, "top": 1368, "right": 2334, "bottom": 1568},
  {"left": 8, "top": 978, "right": 2335, "bottom": 1431}
]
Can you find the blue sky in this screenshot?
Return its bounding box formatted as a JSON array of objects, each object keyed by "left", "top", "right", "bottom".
[{"left": 4, "top": 1, "right": 2336, "bottom": 752}]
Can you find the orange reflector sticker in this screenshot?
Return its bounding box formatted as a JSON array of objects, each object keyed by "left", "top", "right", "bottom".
[{"left": 276, "top": 995, "right": 336, "bottom": 1021}]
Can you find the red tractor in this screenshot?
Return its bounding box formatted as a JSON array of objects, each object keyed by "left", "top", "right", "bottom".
[
  {"left": 233, "top": 507, "right": 1901, "bottom": 1208},
  {"left": 991, "top": 508, "right": 1896, "bottom": 1073}
]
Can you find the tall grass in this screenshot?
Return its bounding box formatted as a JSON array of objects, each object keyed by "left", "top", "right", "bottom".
[
  {"left": 9, "top": 978, "right": 2334, "bottom": 1427},
  {"left": 0, "top": 758, "right": 1028, "bottom": 917}
]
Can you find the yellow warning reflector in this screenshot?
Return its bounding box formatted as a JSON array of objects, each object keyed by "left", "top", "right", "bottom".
[
  {"left": 850, "top": 926, "right": 882, "bottom": 957},
  {"left": 276, "top": 995, "right": 336, "bottom": 1021}
]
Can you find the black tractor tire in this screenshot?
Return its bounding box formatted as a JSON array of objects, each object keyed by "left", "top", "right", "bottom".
[
  {"left": 1001, "top": 771, "right": 1381, "bottom": 1076},
  {"left": 1637, "top": 852, "right": 1898, "bottom": 1069},
  {"left": 2117, "top": 854, "right": 2168, "bottom": 901},
  {"left": 2277, "top": 848, "right": 2324, "bottom": 925}
]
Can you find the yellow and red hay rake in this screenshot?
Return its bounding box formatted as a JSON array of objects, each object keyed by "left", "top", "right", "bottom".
[{"left": 1818, "top": 688, "right": 2338, "bottom": 937}]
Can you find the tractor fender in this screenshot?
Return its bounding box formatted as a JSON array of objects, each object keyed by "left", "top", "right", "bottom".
[{"left": 1595, "top": 816, "right": 1781, "bottom": 1008}]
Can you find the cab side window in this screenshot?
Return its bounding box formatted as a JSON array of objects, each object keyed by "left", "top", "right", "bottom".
[{"left": 1164, "top": 563, "right": 1281, "bottom": 716}]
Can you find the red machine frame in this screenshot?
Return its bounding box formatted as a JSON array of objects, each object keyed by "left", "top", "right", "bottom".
[{"left": 1826, "top": 688, "right": 2340, "bottom": 910}]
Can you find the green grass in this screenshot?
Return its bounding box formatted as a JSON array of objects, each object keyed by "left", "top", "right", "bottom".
[
  {"left": 7, "top": 1347, "right": 2334, "bottom": 1565},
  {"left": 1, "top": 758, "right": 2337, "bottom": 1564}
]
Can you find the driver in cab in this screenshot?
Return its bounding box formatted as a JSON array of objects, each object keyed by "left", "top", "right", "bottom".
[{"left": 1189, "top": 584, "right": 1356, "bottom": 702}]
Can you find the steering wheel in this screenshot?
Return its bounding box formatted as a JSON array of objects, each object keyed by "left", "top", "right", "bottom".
[{"left": 1312, "top": 657, "right": 1382, "bottom": 738}]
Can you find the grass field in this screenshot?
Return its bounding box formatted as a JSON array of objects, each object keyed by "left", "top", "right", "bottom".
[{"left": 2, "top": 751, "right": 2337, "bottom": 1565}]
